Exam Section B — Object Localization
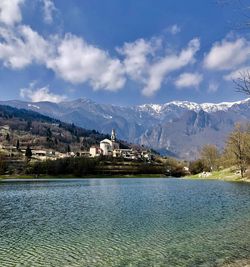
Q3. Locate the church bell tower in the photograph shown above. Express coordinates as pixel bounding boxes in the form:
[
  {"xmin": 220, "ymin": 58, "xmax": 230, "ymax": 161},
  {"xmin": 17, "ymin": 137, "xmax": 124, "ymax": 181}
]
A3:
[{"xmin": 111, "ymin": 129, "xmax": 116, "ymax": 142}]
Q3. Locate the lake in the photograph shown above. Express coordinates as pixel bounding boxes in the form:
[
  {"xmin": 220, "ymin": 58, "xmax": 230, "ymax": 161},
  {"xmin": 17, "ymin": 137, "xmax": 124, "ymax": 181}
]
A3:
[{"xmin": 0, "ymin": 178, "xmax": 250, "ymax": 267}]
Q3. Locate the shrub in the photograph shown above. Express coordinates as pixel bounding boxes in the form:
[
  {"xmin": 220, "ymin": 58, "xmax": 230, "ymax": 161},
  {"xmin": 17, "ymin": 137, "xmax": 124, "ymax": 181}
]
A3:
[{"xmin": 189, "ymin": 159, "xmax": 208, "ymax": 175}]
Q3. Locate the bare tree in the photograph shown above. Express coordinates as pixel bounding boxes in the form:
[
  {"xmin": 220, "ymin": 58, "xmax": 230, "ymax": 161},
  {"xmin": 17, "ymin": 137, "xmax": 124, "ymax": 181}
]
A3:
[
  {"xmin": 233, "ymin": 71, "xmax": 250, "ymax": 96},
  {"xmin": 226, "ymin": 123, "xmax": 250, "ymax": 178},
  {"xmin": 217, "ymin": 1, "xmax": 250, "ymax": 96},
  {"xmin": 200, "ymin": 144, "xmax": 220, "ymax": 171}
]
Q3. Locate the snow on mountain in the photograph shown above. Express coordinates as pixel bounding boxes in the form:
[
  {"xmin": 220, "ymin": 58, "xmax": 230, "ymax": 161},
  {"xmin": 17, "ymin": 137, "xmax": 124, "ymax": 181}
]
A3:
[
  {"xmin": 28, "ymin": 104, "xmax": 40, "ymax": 109},
  {"xmin": 138, "ymin": 98, "xmax": 250, "ymax": 114},
  {"xmin": 0, "ymin": 97, "xmax": 249, "ymax": 159},
  {"xmin": 200, "ymin": 98, "xmax": 250, "ymax": 112}
]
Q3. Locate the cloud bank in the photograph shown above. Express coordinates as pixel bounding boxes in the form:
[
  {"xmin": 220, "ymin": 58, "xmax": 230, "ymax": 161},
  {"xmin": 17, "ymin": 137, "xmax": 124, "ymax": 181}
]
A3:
[
  {"xmin": 0, "ymin": 17, "xmax": 201, "ymax": 96},
  {"xmin": 2, "ymin": 0, "xmax": 250, "ymax": 98}
]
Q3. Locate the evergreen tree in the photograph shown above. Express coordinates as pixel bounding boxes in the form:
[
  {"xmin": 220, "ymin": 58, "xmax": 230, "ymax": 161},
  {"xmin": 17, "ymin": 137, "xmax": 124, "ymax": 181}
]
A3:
[
  {"xmin": 54, "ymin": 138, "xmax": 58, "ymax": 145},
  {"xmin": 25, "ymin": 145, "xmax": 32, "ymax": 159},
  {"xmin": 46, "ymin": 128, "xmax": 53, "ymax": 142},
  {"xmin": 6, "ymin": 133, "xmax": 10, "ymax": 142},
  {"xmin": 16, "ymin": 140, "xmax": 20, "ymax": 150},
  {"xmin": 26, "ymin": 120, "xmax": 32, "ymax": 131}
]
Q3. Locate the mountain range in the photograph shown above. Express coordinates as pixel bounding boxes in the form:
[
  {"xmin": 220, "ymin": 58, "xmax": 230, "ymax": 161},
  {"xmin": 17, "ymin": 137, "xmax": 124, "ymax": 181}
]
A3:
[
  {"xmin": 0, "ymin": 104, "xmax": 115, "ymax": 153},
  {"xmin": 1, "ymin": 98, "xmax": 250, "ymax": 159}
]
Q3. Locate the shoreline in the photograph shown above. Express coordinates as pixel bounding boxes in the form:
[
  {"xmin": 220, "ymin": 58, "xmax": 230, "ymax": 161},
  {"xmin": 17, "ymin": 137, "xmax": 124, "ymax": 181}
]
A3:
[
  {"xmin": 0, "ymin": 174, "xmax": 167, "ymax": 181},
  {"xmin": 1, "ymin": 174, "xmax": 250, "ymax": 183},
  {"xmin": 1, "ymin": 167, "xmax": 250, "ymax": 182},
  {"xmin": 185, "ymin": 176, "xmax": 250, "ymax": 183}
]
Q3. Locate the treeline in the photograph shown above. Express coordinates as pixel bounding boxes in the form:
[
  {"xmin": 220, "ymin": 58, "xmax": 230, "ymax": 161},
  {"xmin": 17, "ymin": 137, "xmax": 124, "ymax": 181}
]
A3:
[
  {"xmin": 25, "ymin": 157, "xmax": 165, "ymax": 177},
  {"xmin": 189, "ymin": 123, "xmax": 250, "ymax": 178},
  {"xmin": 26, "ymin": 157, "xmax": 98, "ymax": 177}
]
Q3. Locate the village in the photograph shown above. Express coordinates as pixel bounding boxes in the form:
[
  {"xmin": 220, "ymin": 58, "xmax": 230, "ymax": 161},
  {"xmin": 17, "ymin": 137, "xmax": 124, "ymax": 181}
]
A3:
[
  {"xmin": 0, "ymin": 126, "xmax": 152, "ymax": 162},
  {"xmin": 89, "ymin": 129, "xmax": 152, "ymax": 160}
]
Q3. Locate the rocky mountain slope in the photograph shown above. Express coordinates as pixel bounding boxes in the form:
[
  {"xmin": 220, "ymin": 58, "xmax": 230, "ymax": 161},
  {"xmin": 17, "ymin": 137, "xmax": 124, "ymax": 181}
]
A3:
[
  {"xmin": 0, "ymin": 104, "xmax": 118, "ymax": 153},
  {"xmin": 1, "ymin": 98, "xmax": 250, "ymax": 159}
]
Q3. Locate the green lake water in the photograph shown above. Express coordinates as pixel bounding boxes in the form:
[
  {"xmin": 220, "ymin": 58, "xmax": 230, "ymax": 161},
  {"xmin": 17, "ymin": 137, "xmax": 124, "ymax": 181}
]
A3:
[{"xmin": 0, "ymin": 178, "xmax": 250, "ymax": 267}]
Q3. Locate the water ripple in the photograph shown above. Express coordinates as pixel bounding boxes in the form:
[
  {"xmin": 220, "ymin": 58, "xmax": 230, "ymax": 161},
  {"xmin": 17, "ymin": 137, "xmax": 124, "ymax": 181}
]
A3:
[{"xmin": 0, "ymin": 179, "xmax": 249, "ymax": 266}]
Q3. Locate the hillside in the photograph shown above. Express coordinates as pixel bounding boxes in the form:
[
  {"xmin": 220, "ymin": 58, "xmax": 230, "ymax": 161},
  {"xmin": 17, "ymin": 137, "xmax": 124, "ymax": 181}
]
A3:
[
  {"xmin": 0, "ymin": 105, "xmax": 129, "ymax": 154},
  {"xmin": 1, "ymin": 98, "xmax": 250, "ymax": 159}
]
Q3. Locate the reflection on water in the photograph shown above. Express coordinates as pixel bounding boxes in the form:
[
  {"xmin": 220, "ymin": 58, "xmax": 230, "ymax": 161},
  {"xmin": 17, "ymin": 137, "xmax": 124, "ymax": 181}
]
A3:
[{"xmin": 0, "ymin": 178, "xmax": 250, "ymax": 267}]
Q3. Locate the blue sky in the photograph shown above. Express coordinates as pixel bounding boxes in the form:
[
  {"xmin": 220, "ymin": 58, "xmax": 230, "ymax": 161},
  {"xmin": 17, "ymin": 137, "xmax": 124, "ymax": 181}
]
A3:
[{"xmin": 0, "ymin": 0, "xmax": 250, "ymax": 105}]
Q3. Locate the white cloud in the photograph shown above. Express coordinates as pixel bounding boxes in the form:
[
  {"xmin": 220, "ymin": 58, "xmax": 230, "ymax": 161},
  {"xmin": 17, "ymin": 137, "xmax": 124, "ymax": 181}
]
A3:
[
  {"xmin": 168, "ymin": 24, "xmax": 181, "ymax": 35},
  {"xmin": 48, "ymin": 34, "xmax": 126, "ymax": 91},
  {"xmin": 118, "ymin": 37, "xmax": 200, "ymax": 96},
  {"xmin": 42, "ymin": 0, "xmax": 56, "ymax": 24},
  {"xmin": 0, "ymin": 26, "xmax": 125, "ymax": 91},
  {"xmin": 0, "ymin": 25, "xmax": 50, "ymax": 69},
  {"xmin": 20, "ymin": 85, "xmax": 67, "ymax": 103},
  {"xmin": 142, "ymin": 38, "xmax": 200, "ymax": 96},
  {"xmin": 175, "ymin": 72, "xmax": 203, "ymax": 88},
  {"xmin": 204, "ymin": 38, "xmax": 250, "ymax": 70},
  {"xmin": 223, "ymin": 66, "xmax": 250, "ymax": 81},
  {"xmin": 0, "ymin": 0, "xmax": 24, "ymax": 26},
  {"xmin": 208, "ymin": 81, "xmax": 219, "ymax": 93},
  {"xmin": 117, "ymin": 37, "xmax": 161, "ymax": 83},
  {"xmin": 0, "ymin": 3, "xmax": 200, "ymax": 96}
]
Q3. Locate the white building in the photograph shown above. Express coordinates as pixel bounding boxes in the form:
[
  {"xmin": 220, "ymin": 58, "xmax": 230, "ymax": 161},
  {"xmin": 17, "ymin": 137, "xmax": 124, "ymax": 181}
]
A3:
[
  {"xmin": 113, "ymin": 148, "xmax": 138, "ymax": 159},
  {"xmin": 100, "ymin": 139, "xmax": 113, "ymax": 156},
  {"xmin": 32, "ymin": 150, "xmax": 47, "ymax": 161},
  {"xmin": 89, "ymin": 129, "xmax": 151, "ymax": 161},
  {"xmin": 90, "ymin": 146, "xmax": 102, "ymax": 157},
  {"xmin": 99, "ymin": 129, "xmax": 120, "ymax": 156}
]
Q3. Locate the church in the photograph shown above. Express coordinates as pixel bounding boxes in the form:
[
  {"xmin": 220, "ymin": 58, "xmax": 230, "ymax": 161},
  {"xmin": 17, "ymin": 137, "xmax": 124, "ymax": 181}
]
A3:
[
  {"xmin": 100, "ymin": 129, "xmax": 119, "ymax": 156},
  {"xmin": 89, "ymin": 129, "xmax": 119, "ymax": 157},
  {"xmin": 89, "ymin": 128, "xmax": 152, "ymax": 160}
]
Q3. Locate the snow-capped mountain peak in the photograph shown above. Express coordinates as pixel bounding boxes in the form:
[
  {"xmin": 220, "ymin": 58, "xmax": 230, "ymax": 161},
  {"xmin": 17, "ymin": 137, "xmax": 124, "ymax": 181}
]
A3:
[
  {"xmin": 0, "ymin": 97, "xmax": 249, "ymax": 159},
  {"xmin": 166, "ymin": 101, "xmax": 201, "ymax": 111},
  {"xmin": 138, "ymin": 104, "xmax": 163, "ymax": 114},
  {"xmin": 138, "ymin": 98, "xmax": 250, "ymax": 114},
  {"xmin": 200, "ymin": 98, "xmax": 250, "ymax": 112}
]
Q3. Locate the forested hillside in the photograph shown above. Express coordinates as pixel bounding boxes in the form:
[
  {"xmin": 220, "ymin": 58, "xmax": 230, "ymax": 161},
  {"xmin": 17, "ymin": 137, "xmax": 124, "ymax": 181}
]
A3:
[{"xmin": 0, "ymin": 105, "xmax": 127, "ymax": 153}]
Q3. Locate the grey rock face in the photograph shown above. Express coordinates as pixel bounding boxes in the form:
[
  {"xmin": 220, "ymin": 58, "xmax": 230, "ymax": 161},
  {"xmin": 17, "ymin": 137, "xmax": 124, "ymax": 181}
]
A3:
[{"xmin": 1, "ymin": 98, "xmax": 249, "ymax": 159}]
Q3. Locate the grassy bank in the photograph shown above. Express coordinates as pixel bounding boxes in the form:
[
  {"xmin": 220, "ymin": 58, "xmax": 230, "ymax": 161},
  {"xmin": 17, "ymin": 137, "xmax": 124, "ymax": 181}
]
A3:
[{"xmin": 186, "ymin": 167, "xmax": 250, "ymax": 182}]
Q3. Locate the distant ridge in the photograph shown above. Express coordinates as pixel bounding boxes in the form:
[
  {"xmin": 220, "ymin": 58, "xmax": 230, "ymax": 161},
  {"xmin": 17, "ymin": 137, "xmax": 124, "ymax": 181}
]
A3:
[
  {"xmin": 138, "ymin": 98, "xmax": 250, "ymax": 113},
  {"xmin": 1, "ymin": 98, "xmax": 249, "ymax": 159}
]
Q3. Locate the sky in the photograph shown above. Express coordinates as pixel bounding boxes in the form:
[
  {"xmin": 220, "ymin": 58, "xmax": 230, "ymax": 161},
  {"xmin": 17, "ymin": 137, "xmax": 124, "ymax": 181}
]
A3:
[{"xmin": 0, "ymin": 0, "xmax": 250, "ymax": 105}]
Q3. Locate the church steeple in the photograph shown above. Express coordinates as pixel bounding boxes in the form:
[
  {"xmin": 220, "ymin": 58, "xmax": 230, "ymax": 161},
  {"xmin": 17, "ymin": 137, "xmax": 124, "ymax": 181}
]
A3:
[{"xmin": 111, "ymin": 129, "xmax": 116, "ymax": 142}]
